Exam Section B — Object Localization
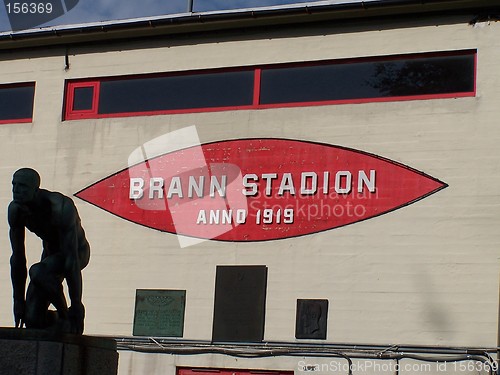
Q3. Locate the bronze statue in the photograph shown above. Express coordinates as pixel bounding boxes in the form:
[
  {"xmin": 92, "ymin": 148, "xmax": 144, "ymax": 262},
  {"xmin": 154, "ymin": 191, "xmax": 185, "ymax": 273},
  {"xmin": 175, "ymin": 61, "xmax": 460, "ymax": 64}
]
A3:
[{"xmin": 8, "ymin": 168, "xmax": 90, "ymax": 334}]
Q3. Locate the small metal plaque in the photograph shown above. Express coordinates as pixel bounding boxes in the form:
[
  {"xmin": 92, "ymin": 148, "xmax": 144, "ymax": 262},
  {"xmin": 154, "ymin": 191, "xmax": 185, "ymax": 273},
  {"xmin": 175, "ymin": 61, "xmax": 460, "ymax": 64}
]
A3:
[
  {"xmin": 295, "ymin": 299, "xmax": 328, "ymax": 339},
  {"xmin": 133, "ymin": 289, "xmax": 186, "ymax": 337}
]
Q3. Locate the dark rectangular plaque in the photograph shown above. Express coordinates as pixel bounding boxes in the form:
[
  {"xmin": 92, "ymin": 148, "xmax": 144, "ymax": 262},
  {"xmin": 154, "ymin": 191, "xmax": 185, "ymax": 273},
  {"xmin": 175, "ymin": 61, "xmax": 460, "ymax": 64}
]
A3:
[
  {"xmin": 212, "ymin": 265, "xmax": 268, "ymax": 342},
  {"xmin": 133, "ymin": 289, "xmax": 186, "ymax": 337},
  {"xmin": 295, "ymin": 299, "xmax": 328, "ymax": 339}
]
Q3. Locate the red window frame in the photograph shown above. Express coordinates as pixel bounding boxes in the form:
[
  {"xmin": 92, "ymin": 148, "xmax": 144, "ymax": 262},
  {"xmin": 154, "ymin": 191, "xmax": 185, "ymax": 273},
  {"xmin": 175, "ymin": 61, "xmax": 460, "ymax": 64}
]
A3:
[
  {"xmin": 64, "ymin": 81, "xmax": 100, "ymax": 120},
  {"xmin": 63, "ymin": 49, "xmax": 476, "ymax": 121},
  {"xmin": 0, "ymin": 82, "xmax": 35, "ymax": 125}
]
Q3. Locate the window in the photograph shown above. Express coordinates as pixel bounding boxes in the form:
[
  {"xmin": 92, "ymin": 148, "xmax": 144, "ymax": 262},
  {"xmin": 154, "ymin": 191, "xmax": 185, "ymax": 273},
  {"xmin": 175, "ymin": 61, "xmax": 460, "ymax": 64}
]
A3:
[
  {"xmin": 64, "ymin": 50, "xmax": 475, "ymax": 120},
  {"xmin": 259, "ymin": 53, "xmax": 475, "ymax": 104},
  {"xmin": 0, "ymin": 83, "xmax": 35, "ymax": 124},
  {"xmin": 64, "ymin": 81, "xmax": 99, "ymax": 119},
  {"xmin": 98, "ymin": 70, "xmax": 254, "ymax": 114},
  {"xmin": 73, "ymin": 86, "xmax": 95, "ymax": 111}
]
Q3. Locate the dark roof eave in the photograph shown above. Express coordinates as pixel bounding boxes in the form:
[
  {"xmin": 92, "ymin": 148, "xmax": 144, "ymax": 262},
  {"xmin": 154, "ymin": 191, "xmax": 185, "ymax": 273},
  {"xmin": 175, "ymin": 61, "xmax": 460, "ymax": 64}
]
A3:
[{"xmin": 0, "ymin": 0, "xmax": 499, "ymax": 49}]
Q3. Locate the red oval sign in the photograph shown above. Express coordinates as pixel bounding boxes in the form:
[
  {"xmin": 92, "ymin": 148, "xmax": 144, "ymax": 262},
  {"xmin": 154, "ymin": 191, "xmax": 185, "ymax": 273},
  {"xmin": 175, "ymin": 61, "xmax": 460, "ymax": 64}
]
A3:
[{"xmin": 75, "ymin": 138, "xmax": 446, "ymax": 242}]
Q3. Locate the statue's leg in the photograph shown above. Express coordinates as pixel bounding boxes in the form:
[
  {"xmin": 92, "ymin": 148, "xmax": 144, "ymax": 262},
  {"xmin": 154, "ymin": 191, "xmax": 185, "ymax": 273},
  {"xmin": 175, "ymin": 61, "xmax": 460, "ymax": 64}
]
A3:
[
  {"xmin": 28, "ymin": 257, "xmax": 68, "ymax": 319},
  {"xmin": 24, "ymin": 282, "xmax": 50, "ymax": 328}
]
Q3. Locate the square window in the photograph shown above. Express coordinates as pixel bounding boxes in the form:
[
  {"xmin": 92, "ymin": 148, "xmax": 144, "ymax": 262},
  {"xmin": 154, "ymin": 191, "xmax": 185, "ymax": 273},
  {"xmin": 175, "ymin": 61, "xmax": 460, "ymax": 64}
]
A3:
[
  {"xmin": 72, "ymin": 86, "xmax": 94, "ymax": 111},
  {"xmin": 65, "ymin": 81, "xmax": 99, "ymax": 120}
]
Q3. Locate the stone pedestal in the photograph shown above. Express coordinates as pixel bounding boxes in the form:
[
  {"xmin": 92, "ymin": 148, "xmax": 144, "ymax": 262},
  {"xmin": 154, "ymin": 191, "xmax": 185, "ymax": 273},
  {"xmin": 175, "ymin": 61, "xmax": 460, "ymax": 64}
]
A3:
[{"xmin": 0, "ymin": 327, "xmax": 118, "ymax": 375}]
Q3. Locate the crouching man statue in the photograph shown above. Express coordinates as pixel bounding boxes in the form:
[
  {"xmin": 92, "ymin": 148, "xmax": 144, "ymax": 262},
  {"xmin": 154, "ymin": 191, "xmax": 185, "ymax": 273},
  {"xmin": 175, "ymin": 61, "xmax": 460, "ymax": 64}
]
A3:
[{"xmin": 8, "ymin": 168, "xmax": 90, "ymax": 334}]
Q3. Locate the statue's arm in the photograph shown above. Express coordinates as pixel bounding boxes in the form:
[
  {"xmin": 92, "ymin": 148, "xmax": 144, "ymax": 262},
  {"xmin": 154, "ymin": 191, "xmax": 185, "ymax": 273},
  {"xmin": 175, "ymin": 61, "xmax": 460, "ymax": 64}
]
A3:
[
  {"xmin": 8, "ymin": 202, "xmax": 27, "ymax": 327},
  {"xmin": 58, "ymin": 198, "xmax": 85, "ymax": 332}
]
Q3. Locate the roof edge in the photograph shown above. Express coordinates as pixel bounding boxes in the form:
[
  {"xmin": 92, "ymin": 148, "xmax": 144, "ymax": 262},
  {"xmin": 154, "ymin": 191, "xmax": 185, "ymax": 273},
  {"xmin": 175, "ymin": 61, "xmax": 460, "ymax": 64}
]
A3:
[{"xmin": 0, "ymin": 0, "xmax": 499, "ymax": 49}]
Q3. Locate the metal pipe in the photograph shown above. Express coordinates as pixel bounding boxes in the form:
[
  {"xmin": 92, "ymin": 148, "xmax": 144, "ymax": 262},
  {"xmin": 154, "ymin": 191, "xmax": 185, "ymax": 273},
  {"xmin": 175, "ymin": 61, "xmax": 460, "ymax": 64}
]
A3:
[
  {"xmin": 113, "ymin": 339, "xmax": 498, "ymax": 375},
  {"xmin": 113, "ymin": 336, "xmax": 499, "ymax": 354}
]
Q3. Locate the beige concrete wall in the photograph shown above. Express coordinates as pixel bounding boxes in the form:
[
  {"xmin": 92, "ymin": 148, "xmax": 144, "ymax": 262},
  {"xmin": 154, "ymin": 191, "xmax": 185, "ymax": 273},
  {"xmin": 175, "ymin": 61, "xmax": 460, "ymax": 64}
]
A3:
[{"xmin": 0, "ymin": 16, "xmax": 498, "ymax": 374}]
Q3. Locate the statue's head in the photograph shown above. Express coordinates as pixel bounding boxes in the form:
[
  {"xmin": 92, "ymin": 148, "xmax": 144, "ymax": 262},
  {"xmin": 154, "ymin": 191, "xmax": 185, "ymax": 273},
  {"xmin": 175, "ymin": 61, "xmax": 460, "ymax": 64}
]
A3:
[{"xmin": 12, "ymin": 168, "xmax": 40, "ymax": 204}]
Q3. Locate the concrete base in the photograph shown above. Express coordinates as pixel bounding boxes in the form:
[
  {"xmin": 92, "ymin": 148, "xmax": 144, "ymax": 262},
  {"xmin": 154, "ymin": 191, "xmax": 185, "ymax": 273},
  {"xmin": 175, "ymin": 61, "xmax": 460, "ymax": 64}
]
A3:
[{"xmin": 0, "ymin": 327, "xmax": 118, "ymax": 375}]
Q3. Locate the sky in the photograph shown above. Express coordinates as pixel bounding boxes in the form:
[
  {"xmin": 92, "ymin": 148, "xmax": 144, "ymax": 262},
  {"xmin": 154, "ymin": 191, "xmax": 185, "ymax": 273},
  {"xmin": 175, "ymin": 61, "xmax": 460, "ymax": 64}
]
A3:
[{"xmin": 0, "ymin": 0, "xmax": 328, "ymax": 32}]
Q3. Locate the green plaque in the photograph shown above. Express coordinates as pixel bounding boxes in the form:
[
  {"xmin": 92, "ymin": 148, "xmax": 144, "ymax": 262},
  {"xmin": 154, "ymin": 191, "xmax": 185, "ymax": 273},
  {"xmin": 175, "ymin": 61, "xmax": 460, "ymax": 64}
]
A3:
[{"xmin": 133, "ymin": 289, "xmax": 186, "ymax": 337}]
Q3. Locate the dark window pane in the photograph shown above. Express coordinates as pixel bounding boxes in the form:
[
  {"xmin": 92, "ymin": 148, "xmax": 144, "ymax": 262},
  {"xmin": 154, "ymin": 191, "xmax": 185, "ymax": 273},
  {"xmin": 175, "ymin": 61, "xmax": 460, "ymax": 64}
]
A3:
[
  {"xmin": 0, "ymin": 84, "xmax": 35, "ymax": 121},
  {"xmin": 98, "ymin": 71, "xmax": 254, "ymax": 114},
  {"xmin": 368, "ymin": 55, "xmax": 475, "ymax": 96},
  {"xmin": 260, "ymin": 53, "xmax": 475, "ymax": 104},
  {"xmin": 261, "ymin": 63, "xmax": 378, "ymax": 103},
  {"xmin": 72, "ymin": 86, "xmax": 94, "ymax": 111}
]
